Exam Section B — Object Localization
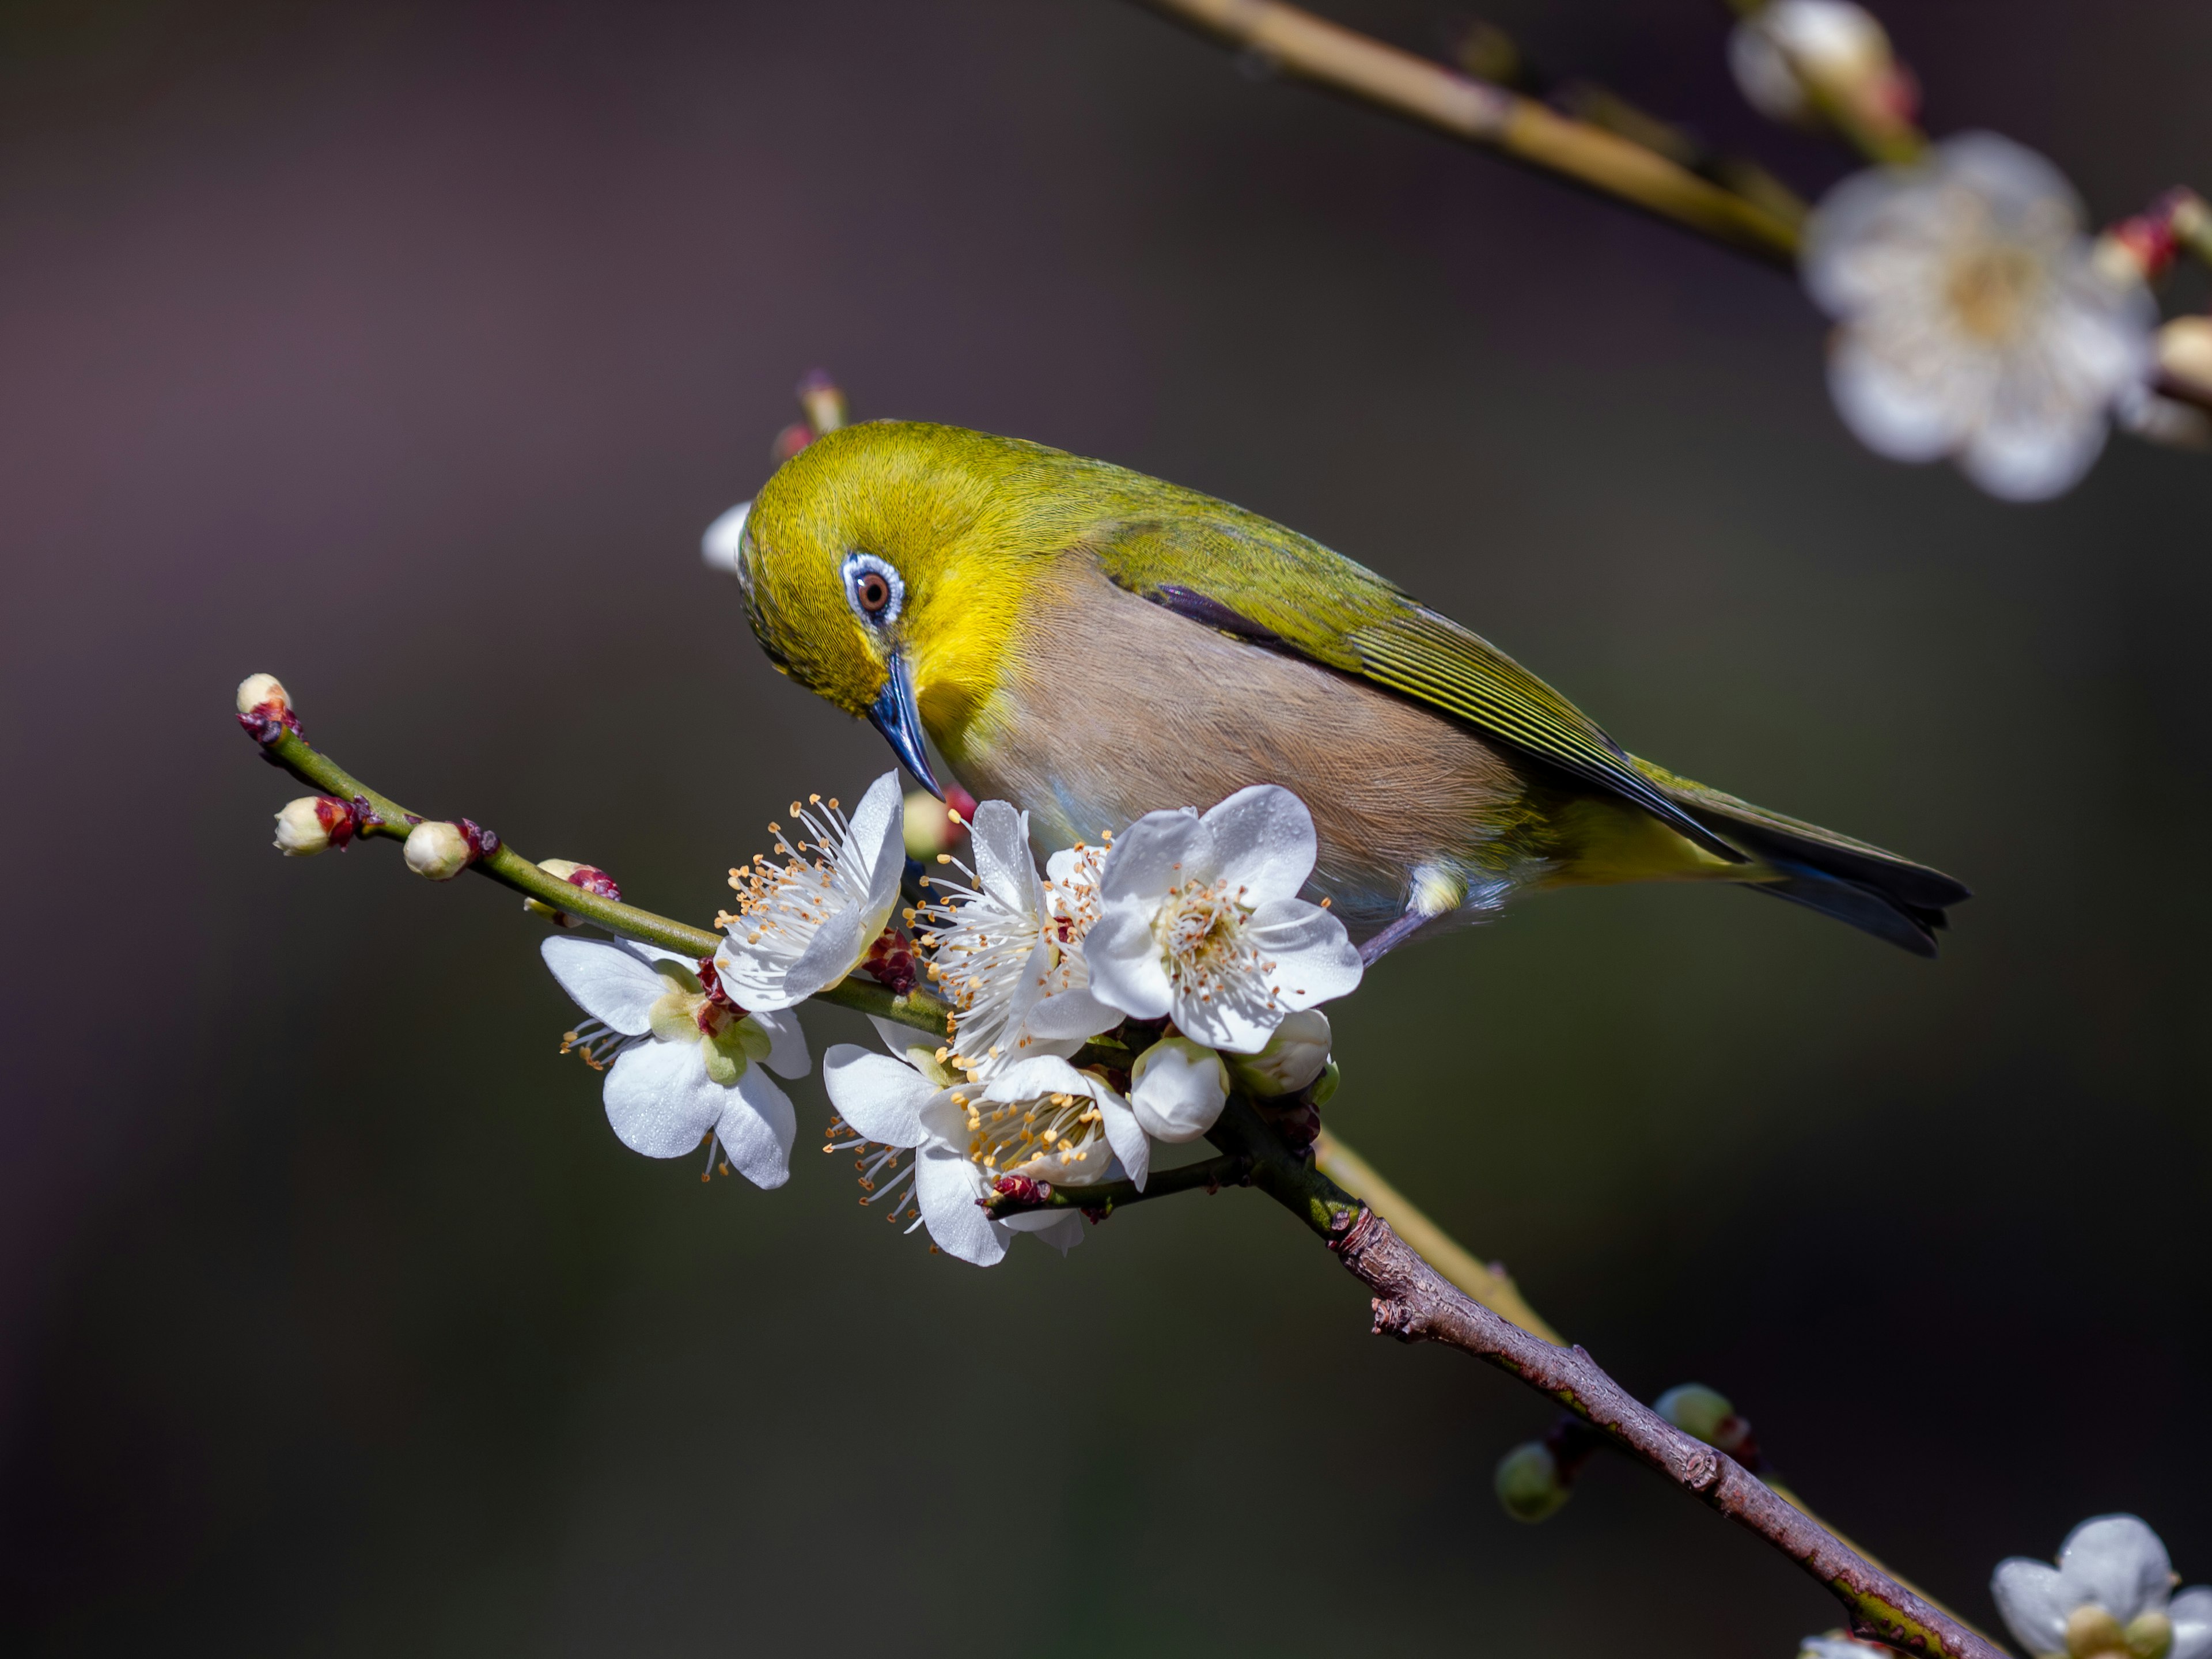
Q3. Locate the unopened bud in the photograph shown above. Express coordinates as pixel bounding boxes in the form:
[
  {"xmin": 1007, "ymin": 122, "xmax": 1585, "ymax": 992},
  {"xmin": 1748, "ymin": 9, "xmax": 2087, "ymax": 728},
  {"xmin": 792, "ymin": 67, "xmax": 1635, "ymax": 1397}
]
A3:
[
  {"xmin": 796, "ymin": 369, "xmax": 847, "ymax": 437},
  {"xmin": 1129, "ymin": 1037, "xmax": 1232, "ymax": 1143},
  {"xmin": 404, "ymin": 820, "xmax": 473, "ymax": 881},
  {"xmin": 903, "ymin": 790, "xmax": 962, "ymax": 862},
  {"xmin": 1728, "ymin": 1, "xmax": 1904, "ymax": 128},
  {"xmin": 1226, "ymin": 1009, "xmax": 1332, "ymax": 1097},
  {"xmin": 2158, "ymin": 316, "xmax": 2212, "ymax": 395},
  {"xmin": 701, "ymin": 500, "xmax": 750, "ymax": 574},
  {"xmin": 1494, "ymin": 1442, "xmax": 1571, "ymax": 1523},
  {"xmin": 524, "ymin": 858, "xmax": 623, "ymax": 925},
  {"xmin": 1655, "ymin": 1383, "xmax": 1761, "ymax": 1463},
  {"xmin": 272, "ymin": 795, "xmax": 358, "ymax": 857},
  {"xmin": 234, "ymin": 672, "xmax": 299, "ymax": 744}
]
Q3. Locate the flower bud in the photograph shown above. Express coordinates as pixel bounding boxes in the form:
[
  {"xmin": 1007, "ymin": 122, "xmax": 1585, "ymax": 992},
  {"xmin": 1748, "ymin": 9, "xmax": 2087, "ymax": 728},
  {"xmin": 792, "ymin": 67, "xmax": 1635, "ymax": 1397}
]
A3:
[
  {"xmin": 903, "ymin": 790, "xmax": 961, "ymax": 862},
  {"xmin": 1226, "ymin": 1008, "xmax": 1332, "ymax": 1097},
  {"xmin": 796, "ymin": 369, "xmax": 847, "ymax": 437},
  {"xmin": 1130, "ymin": 1037, "xmax": 1231, "ymax": 1142},
  {"xmin": 1728, "ymin": 1, "xmax": 1902, "ymax": 127},
  {"xmin": 234, "ymin": 672, "xmax": 300, "ymax": 744},
  {"xmin": 2158, "ymin": 316, "xmax": 2212, "ymax": 396},
  {"xmin": 236, "ymin": 673, "xmax": 288, "ymax": 717},
  {"xmin": 1655, "ymin": 1383, "xmax": 1760, "ymax": 1463},
  {"xmin": 272, "ymin": 795, "xmax": 357, "ymax": 857},
  {"xmin": 404, "ymin": 820, "xmax": 473, "ymax": 881},
  {"xmin": 700, "ymin": 501, "xmax": 750, "ymax": 574},
  {"xmin": 1494, "ymin": 1441, "xmax": 1571, "ymax": 1524},
  {"xmin": 524, "ymin": 858, "xmax": 622, "ymax": 925}
]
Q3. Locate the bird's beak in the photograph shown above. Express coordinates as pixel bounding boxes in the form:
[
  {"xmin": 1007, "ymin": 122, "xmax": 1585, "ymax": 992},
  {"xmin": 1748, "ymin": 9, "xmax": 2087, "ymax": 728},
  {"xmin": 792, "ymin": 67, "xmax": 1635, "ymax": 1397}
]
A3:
[{"xmin": 867, "ymin": 652, "xmax": 941, "ymax": 798}]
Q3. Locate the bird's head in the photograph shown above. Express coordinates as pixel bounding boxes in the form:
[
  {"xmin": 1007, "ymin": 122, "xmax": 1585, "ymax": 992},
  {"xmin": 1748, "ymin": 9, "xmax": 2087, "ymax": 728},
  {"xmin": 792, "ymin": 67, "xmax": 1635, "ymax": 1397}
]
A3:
[{"xmin": 735, "ymin": 421, "xmax": 1096, "ymax": 795}]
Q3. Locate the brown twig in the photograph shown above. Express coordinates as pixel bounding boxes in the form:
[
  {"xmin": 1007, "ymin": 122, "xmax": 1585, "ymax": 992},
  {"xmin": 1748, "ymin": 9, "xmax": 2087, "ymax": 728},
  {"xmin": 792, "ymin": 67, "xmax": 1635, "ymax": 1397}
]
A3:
[
  {"xmin": 1208, "ymin": 1097, "xmax": 2006, "ymax": 1659},
  {"xmin": 1135, "ymin": 0, "xmax": 1801, "ymax": 264}
]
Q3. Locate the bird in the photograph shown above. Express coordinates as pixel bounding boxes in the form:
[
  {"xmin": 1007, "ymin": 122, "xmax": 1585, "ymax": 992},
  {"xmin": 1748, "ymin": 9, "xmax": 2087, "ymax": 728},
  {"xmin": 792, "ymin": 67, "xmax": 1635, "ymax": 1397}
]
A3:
[{"xmin": 728, "ymin": 420, "xmax": 1968, "ymax": 960}]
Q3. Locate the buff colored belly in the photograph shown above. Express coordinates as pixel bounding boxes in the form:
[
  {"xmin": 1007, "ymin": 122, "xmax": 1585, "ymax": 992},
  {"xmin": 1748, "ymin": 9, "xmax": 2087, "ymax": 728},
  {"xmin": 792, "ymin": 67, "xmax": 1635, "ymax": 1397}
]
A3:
[{"xmin": 930, "ymin": 569, "xmax": 1539, "ymax": 934}]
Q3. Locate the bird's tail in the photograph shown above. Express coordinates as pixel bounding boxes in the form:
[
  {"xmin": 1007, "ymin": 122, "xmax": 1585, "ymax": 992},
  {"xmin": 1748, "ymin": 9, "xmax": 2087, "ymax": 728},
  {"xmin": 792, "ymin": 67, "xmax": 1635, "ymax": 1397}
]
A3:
[{"xmin": 1624, "ymin": 759, "xmax": 1970, "ymax": 957}]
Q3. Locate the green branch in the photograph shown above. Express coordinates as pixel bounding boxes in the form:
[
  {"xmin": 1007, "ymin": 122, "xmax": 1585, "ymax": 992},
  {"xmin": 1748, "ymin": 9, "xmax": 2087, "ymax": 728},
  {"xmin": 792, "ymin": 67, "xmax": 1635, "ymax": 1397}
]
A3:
[{"xmin": 255, "ymin": 721, "xmax": 952, "ymax": 1037}]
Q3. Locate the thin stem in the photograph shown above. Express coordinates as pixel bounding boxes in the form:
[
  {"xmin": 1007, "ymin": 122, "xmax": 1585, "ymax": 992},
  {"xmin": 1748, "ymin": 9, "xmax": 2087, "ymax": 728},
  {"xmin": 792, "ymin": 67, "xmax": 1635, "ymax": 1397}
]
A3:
[
  {"xmin": 1136, "ymin": 0, "xmax": 1801, "ymax": 266},
  {"xmin": 1206, "ymin": 1098, "xmax": 2006, "ymax": 1659},
  {"xmin": 257, "ymin": 725, "xmax": 953, "ymax": 1038},
  {"xmin": 983, "ymin": 1152, "xmax": 1251, "ymax": 1219}
]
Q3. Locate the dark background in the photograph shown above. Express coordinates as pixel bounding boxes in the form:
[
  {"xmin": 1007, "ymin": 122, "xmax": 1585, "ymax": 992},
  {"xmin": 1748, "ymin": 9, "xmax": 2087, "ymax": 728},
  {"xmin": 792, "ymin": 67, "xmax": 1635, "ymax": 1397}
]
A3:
[{"xmin": 5, "ymin": 1, "xmax": 2209, "ymax": 1652}]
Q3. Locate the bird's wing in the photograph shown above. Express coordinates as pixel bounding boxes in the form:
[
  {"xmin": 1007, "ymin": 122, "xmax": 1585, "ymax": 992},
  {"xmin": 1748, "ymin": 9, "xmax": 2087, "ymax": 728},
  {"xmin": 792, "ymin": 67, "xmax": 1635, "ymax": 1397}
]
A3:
[{"xmin": 1091, "ymin": 511, "xmax": 1744, "ymax": 861}]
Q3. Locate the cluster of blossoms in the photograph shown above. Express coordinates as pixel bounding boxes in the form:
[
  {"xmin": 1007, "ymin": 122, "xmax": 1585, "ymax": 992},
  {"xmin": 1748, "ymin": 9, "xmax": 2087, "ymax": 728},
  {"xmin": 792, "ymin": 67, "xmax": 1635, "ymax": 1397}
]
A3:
[{"xmin": 539, "ymin": 772, "xmax": 1361, "ymax": 1266}]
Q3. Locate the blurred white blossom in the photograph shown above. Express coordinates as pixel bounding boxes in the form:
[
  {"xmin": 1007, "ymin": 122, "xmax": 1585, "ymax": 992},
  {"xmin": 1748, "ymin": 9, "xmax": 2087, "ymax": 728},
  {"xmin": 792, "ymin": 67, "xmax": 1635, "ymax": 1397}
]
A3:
[
  {"xmin": 715, "ymin": 774, "xmax": 904, "ymax": 1010},
  {"xmin": 1084, "ymin": 785, "xmax": 1362, "ymax": 1053},
  {"xmin": 1993, "ymin": 1514, "xmax": 2211, "ymax": 1659},
  {"xmin": 544, "ymin": 934, "xmax": 808, "ymax": 1188},
  {"xmin": 1804, "ymin": 132, "xmax": 2157, "ymax": 501}
]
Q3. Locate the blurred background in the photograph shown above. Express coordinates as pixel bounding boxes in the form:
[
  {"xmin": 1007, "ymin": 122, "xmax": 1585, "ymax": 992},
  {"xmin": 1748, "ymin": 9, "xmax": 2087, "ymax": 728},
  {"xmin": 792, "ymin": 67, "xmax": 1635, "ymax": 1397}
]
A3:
[{"xmin": 4, "ymin": 0, "xmax": 2209, "ymax": 1651}]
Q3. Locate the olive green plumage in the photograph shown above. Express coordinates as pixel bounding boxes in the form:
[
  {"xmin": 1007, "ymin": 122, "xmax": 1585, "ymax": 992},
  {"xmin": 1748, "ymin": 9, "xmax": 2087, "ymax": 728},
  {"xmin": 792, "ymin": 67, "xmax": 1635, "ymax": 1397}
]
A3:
[{"xmin": 736, "ymin": 421, "xmax": 1967, "ymax": 956}]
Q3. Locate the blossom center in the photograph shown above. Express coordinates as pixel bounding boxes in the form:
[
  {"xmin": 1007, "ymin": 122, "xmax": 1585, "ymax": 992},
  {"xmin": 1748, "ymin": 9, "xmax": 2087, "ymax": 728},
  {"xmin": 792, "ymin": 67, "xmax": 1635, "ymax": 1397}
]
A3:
[
  {"xmin": 1153, "ymin": 877, "xmax": 1277, "ymax": 1013},
  {"xmin": 1944, "ymin": 242, "xmax": 2044, "ymax": 343},
  {"xmin": 960, "ymin": 1085, "xmax": 1111, "ymax": 1181},
  {"xmin": 722, "ymin": 795, "xmax": 866, "ymax": 957}
]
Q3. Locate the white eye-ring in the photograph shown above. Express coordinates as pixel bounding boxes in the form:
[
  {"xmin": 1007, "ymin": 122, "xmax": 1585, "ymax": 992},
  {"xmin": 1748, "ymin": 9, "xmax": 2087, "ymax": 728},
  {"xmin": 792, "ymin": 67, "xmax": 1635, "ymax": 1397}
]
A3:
[{"xmin": 842, "ymin": 551, "xmax": 904, "ymax": 626}]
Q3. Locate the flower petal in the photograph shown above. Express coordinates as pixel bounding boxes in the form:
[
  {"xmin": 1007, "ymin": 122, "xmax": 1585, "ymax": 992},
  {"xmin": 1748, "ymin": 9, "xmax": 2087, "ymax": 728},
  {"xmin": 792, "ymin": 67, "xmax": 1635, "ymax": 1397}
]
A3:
[
  {"xmin": 1021, "ymin": 984, "xmax": 1123, "ymax": 1041},
  {"xmin": 715, "ymin": 1066, "xmax": 796, "ymax": 1190},
  {"xmin": 847, "ymin": 771, "xmax": 907, "ymax": 931},
  {"xmin": 746, "ymin": 1007, "xmax": 810, "ymax": 1079},
  {"xmin": 769, "ymin": 903, "xmax": 870, "ymax": 1008},
  {"xmin": 821, "ymin": 1046, "xmax": 936, "ymax": 1148},
  {"xmin": 969, "ymin": 798, "xmax": 1044, "ymax": 914},
  {"xmin": 1129, "ymin": 1038, "xmax": 1229, "ymax": 1145},
  {"xmin": 1958, "ymin": 408, "xmax": 2107, "ymax": 502},
  {"xmin": 2166, "ymin": 1586, "xmax": 2212, "ymax": 1659},
  {"xmin": 1991, "ymin": 1559, "xmax": 2071, "ymax": 1654},
  {"xmin": 540, "ymin": 934, "xmax": 670, "ymax": 1035},
  {"xmin": 1827, "ymin": 332, "xmax": 1971, "ymax": 463},
  {"xmin": 1082, "ymin": 902, "xmax": 1173, "ymax": 1021},
  {"xmin": 1097, "ymin": 807, "xmax": 1209, "ymax": 904},
  {"xmin": 1093, "ymin": 1089, "xmax": 1152, "ymax": 1191},
  {"xmin": 912, "ymin": 1137, "xmax": 1009, "ymax": 1266},
  {"xmin": 1200, "ymin": 784, "xmax": 1318, "ymax": 902},
  {"xmin": 2057, "ymin": 1515, "xmax": 2172, "ymax": 1625},
  {"xmin": 1002, "ymin": 1209, "xmax": 1084, "ymax": 1252},
  {"xmin": 603, "ymin": 1037, "xmax": 722, "ymax": 1158},
  {"xmin": 1245, "ymin": 896, "xmax": 1364, "ymax": 1009}
]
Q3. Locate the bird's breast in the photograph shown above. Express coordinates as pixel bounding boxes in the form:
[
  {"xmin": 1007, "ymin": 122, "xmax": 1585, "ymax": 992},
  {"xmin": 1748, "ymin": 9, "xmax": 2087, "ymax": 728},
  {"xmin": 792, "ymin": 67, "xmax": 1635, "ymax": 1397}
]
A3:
[{"xmin": 931, "ymin": 565, "xmax": 1540, "ymax": 934}]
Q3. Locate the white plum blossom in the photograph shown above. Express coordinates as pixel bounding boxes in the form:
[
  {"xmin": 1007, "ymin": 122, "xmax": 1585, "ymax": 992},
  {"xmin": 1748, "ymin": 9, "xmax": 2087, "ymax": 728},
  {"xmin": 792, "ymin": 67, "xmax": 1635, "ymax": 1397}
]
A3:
[
  {"xmin": 915, "ymin": 798, "xmax": 1122, "ymax": 1079},
  {"xmin": 714, "ymin": 773, "xmax": 904, "ymax": 1011},
  {"xmin": 1993, "ymin": 1515, "xmax": 2212, "ymax": 1659},
  {"xmin": 821, "ymin": 1030, "xmax": 1149, "ymax": 1267},
  {"xmin": 543, "ymin": 934, "xmax": 809, "ymax": 1187},
  {"xmin": 1128, "ymin": 1036, "xmax": 1230, "ymax": 1142},
  {"xmin": 1084, "ymin": 785, "xmax": 1362, "ymax": 1054},
  {"xmin": 1803, "ymin": 132, "xmax": 2158, "ymax": 501}
]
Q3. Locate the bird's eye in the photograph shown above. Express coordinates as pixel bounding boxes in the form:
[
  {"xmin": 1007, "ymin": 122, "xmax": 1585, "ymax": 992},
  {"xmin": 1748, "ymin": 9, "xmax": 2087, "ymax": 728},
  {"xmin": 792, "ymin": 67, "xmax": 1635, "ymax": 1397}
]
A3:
[{"xmin": 840, "ymin": 552, "xmax": 904, "ymax": 627}]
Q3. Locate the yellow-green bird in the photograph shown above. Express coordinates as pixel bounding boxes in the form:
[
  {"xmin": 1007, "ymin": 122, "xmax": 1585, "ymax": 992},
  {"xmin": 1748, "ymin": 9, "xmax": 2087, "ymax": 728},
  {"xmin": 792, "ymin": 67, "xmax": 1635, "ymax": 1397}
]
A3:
[{"xmin": 731, "ymin": 421, "xmax": 1967, "ymax": 960}]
